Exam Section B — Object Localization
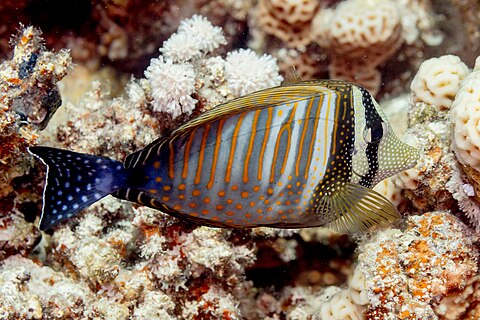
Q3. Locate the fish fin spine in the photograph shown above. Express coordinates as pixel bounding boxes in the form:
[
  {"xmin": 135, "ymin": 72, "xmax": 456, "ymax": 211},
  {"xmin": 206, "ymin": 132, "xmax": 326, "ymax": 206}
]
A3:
[{"xmin": 317, "ymin": 182, "xmax": 400, "ymax": 234}]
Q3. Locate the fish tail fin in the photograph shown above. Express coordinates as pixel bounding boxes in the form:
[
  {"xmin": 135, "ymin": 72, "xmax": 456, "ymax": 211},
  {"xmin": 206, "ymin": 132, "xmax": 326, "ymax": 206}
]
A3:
[{"xmin": 28, "ymin": 146, "xmax": 129, "ymax": 230}]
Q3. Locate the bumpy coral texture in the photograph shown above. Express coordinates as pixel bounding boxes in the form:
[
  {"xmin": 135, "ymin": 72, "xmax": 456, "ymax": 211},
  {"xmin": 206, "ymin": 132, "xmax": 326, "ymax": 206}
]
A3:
[
  {"xmin": 161, "ymin": 14, "xmax": 227, "ymax": 63},
  {"xmin": 311, "ymin": 0, "xmax": 402, "ymax": 95},
  {"xmin": 144, "ymin": 57, "xmax": 198, "ymax": 118},
  {"xmin": 256, "ymin": 0, "xmax": 319, "ymax": 48},
  {"xmin": 0, "ymin": 26, "xmax": 71, "ymax": 194},
  {"xmin": 224, "ymin": 49, "xmax": 283, "ymax": 96},
  {"xmin": 411, "ymin": 55, "xmax": 469, "ymax": 111},
  {"xmin": 358, "ymin": 211, "xmax": 479, "ymax": 319},
  {"xmin": 451, "ymin": 57, "xmax": 480, "ymax": 170}
]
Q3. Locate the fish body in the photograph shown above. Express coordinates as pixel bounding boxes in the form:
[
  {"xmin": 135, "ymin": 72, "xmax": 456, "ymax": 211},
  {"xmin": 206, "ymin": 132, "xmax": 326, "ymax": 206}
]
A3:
[{"xmin": 29, "ymin": 80, "xmax": 419, "ymax": 232}]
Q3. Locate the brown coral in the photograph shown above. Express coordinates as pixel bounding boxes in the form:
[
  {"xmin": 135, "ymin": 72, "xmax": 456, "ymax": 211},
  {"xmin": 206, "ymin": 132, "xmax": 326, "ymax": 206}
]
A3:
[{"xmin": 256, "ymin": 0, "xmax": 320, "ymax": 48}]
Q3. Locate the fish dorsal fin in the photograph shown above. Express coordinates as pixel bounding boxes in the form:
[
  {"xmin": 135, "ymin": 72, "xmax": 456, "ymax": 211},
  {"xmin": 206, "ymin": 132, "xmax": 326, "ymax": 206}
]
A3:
[
  {"xmin": 316, "ymin": 183, "xmax": 400, "ymax": 234},
  {"xmin": 169, "ymin": 82, "xmax": 332, "ymax": 138},
  {"xmin": 124, "ymin": 135, "xmax": 169, "ymax": 168},
  {"xmin": 283, "ymin": 66, "xmax": 302, "ymax": 84},
  {"xmin": 126, "ymin": 80, "xmax": 343, "ymax": 166}
]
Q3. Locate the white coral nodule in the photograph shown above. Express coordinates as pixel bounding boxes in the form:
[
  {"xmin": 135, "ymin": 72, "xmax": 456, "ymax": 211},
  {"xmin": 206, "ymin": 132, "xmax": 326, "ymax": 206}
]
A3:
[
  {"xmin": 144, "ymin": 57, "xmax": 197, "ymax": 118},
  {"xmin": 178, "ymin": 14, "xmax": 226, "ymax": 52},
  {"xmin": 161, "ymin": 15, "xmax": 226, "ymax": 62},
  {"xmin": 224, "ymin": 49, "xmax": 283, "ymax": 96}
]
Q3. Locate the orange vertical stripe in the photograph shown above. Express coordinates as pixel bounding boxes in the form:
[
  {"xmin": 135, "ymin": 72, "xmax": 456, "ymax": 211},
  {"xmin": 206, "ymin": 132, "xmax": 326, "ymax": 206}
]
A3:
[
  {"xmin": 207, "ymin": 119, "xmax": 225, "ymax": 189},
  {"xmin": 295, "ymin": 98, "xmax": 314, "ymax": 176},
  {"xmin": 331, "ymin": 92, "xmax": 342, "ymax": 156},
  {"xmin": 270, "ymin": 103, "xmax": 297, "ymax": 182},
  {"xmin": 280, "ymin": 103, "xmax": 297, "ymax": 175},
  {"xmin": 243, "ymin": 110, "xmax": 261, "ymax": 183},
  {"xmin": 194, "ymin": 124, "xmax": 211, "ymax": 184},
  {"xmin": 182, "ymin": 127, "xmax": 197, "ymax": 179},
  {"xmin": 258, "ymin": 108, "xmax": 273, "ymax": 181},
  {"xmin": 305, "ymin": 95, "xmax": 325, "ymax": 179},
  {"xmin": 168, "ymin": 140, "xmax": 175, "ymax": 179},
  {"xmin": 225, "ymin": 113, "xmax": 246, "ymax": 183}
]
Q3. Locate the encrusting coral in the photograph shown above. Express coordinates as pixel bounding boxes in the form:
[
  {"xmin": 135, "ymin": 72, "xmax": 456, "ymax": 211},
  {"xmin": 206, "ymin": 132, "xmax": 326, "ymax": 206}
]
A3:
[
  {"xmin": 358, "ymin": 211, "xmax": 478, "ymax": 319},
  {"xmin": 0, "ymin": 26, "xmax": 71, "ymax": 192},
  {"xmin": 1, "ymin": 9, "xmax": 480, "ymax": 320}
]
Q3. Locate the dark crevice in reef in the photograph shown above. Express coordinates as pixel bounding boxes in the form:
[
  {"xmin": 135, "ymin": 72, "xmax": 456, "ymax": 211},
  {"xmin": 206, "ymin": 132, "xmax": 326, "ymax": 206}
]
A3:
[
  {"xmin": 246, "ymin": 233, "xmax": 357, "ymax": 290},
  {"xmin": 25, "ymin": 0, "xmax": 93, "ymax": 34}
]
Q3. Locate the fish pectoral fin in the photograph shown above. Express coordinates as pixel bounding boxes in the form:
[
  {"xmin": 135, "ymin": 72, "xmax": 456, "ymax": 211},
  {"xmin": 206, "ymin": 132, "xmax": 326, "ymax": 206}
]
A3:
[{"xmin": 316, "ymin": 183, "xmax": 400, "ymax": 234}]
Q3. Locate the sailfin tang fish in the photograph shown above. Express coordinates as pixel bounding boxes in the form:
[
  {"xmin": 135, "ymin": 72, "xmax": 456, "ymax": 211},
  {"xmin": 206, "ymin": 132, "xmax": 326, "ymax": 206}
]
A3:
[{"xmin": 29, "ymin": 80, "xmax": 419, "ymax": 232}]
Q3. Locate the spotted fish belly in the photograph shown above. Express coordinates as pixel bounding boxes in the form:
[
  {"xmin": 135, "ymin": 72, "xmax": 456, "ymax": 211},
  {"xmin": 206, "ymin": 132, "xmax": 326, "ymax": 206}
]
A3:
[{"xmin": 122, "ymin": 86, "xmax": 353, "ymax": 228}]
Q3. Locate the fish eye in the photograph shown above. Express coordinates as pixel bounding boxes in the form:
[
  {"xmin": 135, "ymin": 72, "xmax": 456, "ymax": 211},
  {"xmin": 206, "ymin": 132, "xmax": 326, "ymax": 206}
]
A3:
[{"xmin": 364, "ymin": 122, "xmax": 386, "ymax": 144}]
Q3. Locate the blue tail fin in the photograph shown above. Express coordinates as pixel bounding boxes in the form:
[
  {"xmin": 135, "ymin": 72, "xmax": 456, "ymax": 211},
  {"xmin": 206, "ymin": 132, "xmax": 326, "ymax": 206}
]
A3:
[{"xmin": 28, "ymin": 146, "xmax": 129, "ymax": 230}]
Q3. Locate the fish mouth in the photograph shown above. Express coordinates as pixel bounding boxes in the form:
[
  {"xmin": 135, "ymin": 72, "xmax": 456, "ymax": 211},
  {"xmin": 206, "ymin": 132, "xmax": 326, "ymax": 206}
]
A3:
[{"xmin": 403, "ymin": 145, "xmax": 421, "ymax": 170}]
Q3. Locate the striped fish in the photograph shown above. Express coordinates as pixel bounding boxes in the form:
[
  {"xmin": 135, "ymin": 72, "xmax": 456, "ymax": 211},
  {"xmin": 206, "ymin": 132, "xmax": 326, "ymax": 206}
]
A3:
[{"xmin": 29, "ymin": 79, "xmax": 419, "ymax": 233}]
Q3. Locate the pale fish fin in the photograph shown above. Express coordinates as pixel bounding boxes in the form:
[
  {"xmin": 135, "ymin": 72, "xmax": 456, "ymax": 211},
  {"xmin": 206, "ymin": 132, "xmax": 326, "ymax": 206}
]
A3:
[
  {"xmin": 318, "ymin": 183, "xmax": 400, "ymax": 234},
  {"xmin": 169, "ymin": 82, "xmax": 335, "ymax": 138},
  {"xmin": 283, "ymin": 66, "xmax": 302, "ymax": 84}
]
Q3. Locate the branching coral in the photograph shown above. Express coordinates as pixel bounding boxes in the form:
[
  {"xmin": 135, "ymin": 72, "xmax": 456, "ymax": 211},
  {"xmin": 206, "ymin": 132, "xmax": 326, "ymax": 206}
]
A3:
[
  {"xmin": 224, "ymin": 49, "xmax": 283, "ymax": 96},
  {"xmin": 161, "ymin": 14, "xmax": 227, "ymax": 63},
  {"xmin": 145, "ymin": 57, "xmax": 198, "ymax": 118}
]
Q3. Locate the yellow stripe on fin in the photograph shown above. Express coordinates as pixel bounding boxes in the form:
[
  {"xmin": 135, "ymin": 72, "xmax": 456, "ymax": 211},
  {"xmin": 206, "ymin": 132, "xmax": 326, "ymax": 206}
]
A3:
[
  {"xmin": 169, "ymin": 81, "xmax": 338, "ymax": 139},
  {"xmin": 318, "ymin": 183, "xmax": 400, "ymax": 234}
]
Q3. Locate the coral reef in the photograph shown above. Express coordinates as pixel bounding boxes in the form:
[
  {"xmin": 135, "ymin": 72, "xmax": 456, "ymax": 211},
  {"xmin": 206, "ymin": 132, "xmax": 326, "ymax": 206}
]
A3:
[
  {"xmin": 312, "ymin": 0, "xmax": 403, "ymax": 96},
  {"xmin": 359, "ymin": 211, "xmax": 478, "ymax": 319},
  {"xmin": 0, "ymin": 26, "xmax": 70, "ymax": 191},
  {"xmin": 1, "ymin": 6, "xmax": 480, "ymax": 320}
]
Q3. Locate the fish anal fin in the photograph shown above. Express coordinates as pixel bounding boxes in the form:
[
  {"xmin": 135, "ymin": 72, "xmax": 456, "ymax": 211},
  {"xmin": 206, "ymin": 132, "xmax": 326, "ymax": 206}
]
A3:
[
  {"xmin": 316, "ymin": 183, "xmax": 400, "ymax": 234},
  {"xmin": 283, "ymin": 66, "xmax": 303, "ymax": 84}
]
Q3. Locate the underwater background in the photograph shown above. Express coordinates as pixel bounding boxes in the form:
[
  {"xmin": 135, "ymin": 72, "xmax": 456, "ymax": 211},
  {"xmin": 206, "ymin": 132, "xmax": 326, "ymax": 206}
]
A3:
[{"xmin": 0, "ymin": 0, "xmax": 480, "ymax": 319}]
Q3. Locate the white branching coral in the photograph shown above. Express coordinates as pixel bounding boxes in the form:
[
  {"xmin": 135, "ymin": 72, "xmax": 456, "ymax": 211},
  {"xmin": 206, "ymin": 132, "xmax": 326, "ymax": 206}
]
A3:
[
  {"xmin": 177, "ymin": 15, "xmax": 226, "ymax": 52},
  {"xmin": 161, "ymin": 15, "xmax": 226, "ymax": 62},
  {"xmin": 224, "ymin": 49, "xmax": 283, "ymax": 96},
  {"xmin": 144, "ymin": 57, "xmax": 197, "ymax": 118}
]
